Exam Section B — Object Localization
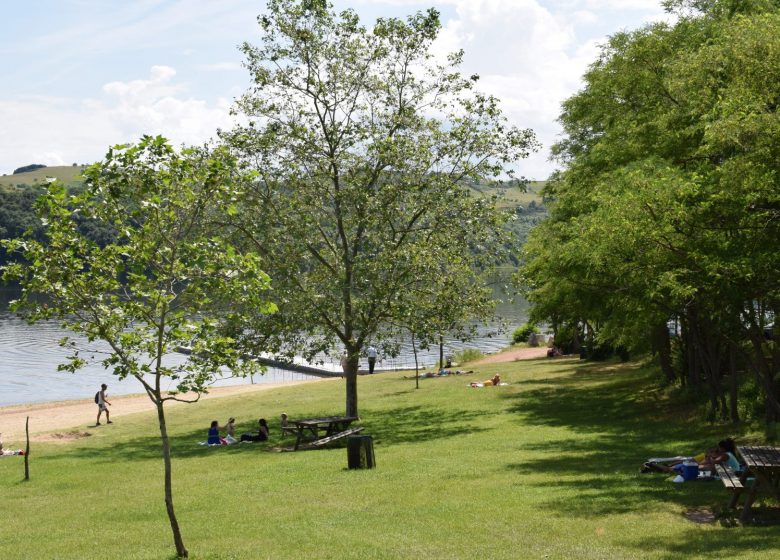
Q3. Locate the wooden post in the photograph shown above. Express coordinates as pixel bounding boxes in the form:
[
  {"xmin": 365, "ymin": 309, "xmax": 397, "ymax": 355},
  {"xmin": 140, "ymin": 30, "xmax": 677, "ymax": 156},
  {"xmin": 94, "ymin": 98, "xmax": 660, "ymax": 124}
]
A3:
[
  {"xmin": 24, "ymin": 416, "xmax": 30, "ymax": 481},
  {"xmin": 411, "ymin": 331, "xmax": 419, "ymax": 390}
]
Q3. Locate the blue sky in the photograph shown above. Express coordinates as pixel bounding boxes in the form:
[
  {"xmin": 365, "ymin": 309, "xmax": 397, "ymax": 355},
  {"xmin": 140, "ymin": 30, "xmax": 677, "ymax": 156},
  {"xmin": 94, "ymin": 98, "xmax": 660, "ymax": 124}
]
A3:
[{"xmin": 0, "ymin": 0, "xmax": 670, "ymax": 179}]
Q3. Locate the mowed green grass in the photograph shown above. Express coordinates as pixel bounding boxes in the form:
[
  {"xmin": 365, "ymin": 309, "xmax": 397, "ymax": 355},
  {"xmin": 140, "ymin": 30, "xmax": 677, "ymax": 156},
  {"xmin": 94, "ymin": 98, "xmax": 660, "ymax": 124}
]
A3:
[
  {"xmin": 0, "ymin": 165, "xmax": 87, "ymax": 189},
  {"xmin": 1, "ymin": 358, "xmax": 778, "ymax": 559}
]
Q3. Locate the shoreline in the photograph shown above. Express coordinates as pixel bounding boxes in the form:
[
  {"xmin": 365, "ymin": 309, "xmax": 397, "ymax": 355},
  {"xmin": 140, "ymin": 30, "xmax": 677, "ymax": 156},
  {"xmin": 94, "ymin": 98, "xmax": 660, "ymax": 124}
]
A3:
[{"xmin": 0, "ymin": 377, "xmax": 332, "ymax": 443}]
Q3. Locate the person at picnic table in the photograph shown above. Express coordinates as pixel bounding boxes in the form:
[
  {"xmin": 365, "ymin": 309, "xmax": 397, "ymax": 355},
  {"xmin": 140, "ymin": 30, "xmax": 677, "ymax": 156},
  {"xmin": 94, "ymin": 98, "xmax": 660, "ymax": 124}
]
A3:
[
  {"xmin": 643, "ymin": 438, "xmax": 739, "ymax": 473},
  {"xmin": 240, "ymin": 418, "xmax": 270, "ymax": 442}
]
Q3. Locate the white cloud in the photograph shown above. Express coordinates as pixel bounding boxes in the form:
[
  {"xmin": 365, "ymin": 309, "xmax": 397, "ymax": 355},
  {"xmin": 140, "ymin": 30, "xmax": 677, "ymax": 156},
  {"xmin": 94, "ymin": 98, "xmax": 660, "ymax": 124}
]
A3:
[
  {"xmin": 418, "ymin": 0, "xmax": 667, "ymax": 178},
  {"xmin": 0, "ymin": 67, "xmax": 236, "ymax": 174}
]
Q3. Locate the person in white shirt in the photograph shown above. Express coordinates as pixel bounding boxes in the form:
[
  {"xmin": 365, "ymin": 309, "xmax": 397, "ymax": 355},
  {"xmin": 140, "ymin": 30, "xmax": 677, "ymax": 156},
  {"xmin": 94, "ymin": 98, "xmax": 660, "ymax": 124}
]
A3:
[{"xmin": 367, "ymin": 346, "xmax": 378, "ymax": 374}]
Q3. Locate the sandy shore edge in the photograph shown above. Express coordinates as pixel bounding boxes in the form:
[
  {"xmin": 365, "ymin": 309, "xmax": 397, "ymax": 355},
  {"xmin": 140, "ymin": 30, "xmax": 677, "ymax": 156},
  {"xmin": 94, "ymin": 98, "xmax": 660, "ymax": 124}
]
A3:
[
  {"xmin": 0, "ymin": 378, "xmax": 332, "ymax": 444},
  {"xmin": 471, "ymin": 346, "xmax": 549, "ymax": 364}
]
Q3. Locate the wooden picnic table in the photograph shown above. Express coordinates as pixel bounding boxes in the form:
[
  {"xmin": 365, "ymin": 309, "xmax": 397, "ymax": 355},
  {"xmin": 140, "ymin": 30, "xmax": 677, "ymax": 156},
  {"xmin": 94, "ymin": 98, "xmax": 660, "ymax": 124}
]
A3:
[
  {"xmin": 291, "ymin": 416, "xmax": 360, "ymax": 450},
  {"xmin": 728, "ymin": 446, "xmax": 780, "ymax": 523}
]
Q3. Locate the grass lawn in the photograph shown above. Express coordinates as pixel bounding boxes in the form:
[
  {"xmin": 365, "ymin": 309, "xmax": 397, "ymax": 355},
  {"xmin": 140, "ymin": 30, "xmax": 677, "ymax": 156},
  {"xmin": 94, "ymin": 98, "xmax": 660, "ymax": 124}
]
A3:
[{"xmin": 1, "ymin": 357, "xmax": 778, "ymax": 559}]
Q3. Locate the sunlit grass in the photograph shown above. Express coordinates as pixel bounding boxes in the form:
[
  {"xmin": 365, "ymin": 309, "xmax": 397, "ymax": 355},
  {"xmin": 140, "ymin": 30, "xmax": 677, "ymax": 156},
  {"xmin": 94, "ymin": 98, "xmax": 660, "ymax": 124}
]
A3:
[{"xmin": 1, "ymin": 357, "xmax": 776, "ymax": 559}]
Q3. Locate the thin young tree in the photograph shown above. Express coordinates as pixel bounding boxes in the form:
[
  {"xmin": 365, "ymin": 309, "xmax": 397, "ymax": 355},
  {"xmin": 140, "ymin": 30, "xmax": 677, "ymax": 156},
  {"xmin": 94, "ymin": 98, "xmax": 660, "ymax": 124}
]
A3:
[{"xmin": 2, "ymin": 136, "xmax": 275, "ymax": 558}]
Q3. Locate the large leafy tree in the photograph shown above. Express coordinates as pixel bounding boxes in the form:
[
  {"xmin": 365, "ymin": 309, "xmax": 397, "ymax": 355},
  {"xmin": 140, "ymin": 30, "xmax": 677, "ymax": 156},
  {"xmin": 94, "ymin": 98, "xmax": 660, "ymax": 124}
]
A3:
[
  {"xmin": 521, "ymin": 0, "xmax": 780, "ymax": 422},
  {"xmin": 2, "ymin": 137, "xmax": 275, "ymax": 558},
  {"xmin": 225, "ymin": 0, "xmax": 537, "ymax": 416}
]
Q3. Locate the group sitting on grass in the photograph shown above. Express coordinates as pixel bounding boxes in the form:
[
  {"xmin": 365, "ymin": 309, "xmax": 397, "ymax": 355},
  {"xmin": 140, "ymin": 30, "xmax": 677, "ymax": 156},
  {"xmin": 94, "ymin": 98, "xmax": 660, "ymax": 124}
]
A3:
[
  {"xmin": 641, "ymin": 438, "xmax": 741, "ymax": 475},
  {"xmin": 206, "ymin": 418, "xmax": 269, "ymax": 445}
]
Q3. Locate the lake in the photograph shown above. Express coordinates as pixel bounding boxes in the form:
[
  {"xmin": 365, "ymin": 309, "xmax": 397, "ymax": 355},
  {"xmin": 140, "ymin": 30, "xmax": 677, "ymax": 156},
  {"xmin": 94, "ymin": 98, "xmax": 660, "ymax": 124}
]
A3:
[{"xmin": 0, "ymin": 286, "xmax": 526, "ymax": 407}]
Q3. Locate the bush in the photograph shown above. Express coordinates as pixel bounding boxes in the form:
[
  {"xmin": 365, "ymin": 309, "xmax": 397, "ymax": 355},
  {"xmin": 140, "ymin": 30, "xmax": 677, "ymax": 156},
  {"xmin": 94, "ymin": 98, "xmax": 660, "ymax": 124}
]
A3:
[
  {"xmin": 512, "ymin": 323, "xmax": 539, "ymax": 344},
  {"xmin": 454, "ymin": 348, "xmax": 483, "ymax": 364}
]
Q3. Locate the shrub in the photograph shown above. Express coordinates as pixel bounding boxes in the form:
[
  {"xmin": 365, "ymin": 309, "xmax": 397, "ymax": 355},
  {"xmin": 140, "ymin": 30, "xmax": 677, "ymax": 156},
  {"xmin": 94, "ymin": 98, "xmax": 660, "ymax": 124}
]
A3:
[
  {"xmin": 454, "ymin": 348, "xmax": 483, "ymax": 364},
  {"xmin": 512, "ymin": 323, "xmax": 539, "ymax": 344}
]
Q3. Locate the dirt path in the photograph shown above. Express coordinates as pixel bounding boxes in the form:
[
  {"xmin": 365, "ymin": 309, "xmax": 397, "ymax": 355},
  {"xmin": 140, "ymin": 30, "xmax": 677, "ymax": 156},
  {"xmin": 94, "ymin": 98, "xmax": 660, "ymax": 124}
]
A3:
[
  {"xmin": 471, "ymin": 346, "xmax": 549, "ymax": 365},
  {"xmin": 0, "ymin": 378, "xmax": 330, "ymax": 444}
]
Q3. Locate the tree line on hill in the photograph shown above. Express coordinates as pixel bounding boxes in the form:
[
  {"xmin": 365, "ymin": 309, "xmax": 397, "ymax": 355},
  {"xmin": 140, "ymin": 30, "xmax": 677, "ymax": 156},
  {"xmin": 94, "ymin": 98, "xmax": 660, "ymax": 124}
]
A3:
[
  {"xmin": 0, "ymin": 184, "xmax": 115, "ymax": 269},
  {"xmin": 521, "ymin": 0, "xmax": 780, "ymax": 426},
  {"xmin": 12, "ymin": 164, "xmax": 47, "ymax": 174}
]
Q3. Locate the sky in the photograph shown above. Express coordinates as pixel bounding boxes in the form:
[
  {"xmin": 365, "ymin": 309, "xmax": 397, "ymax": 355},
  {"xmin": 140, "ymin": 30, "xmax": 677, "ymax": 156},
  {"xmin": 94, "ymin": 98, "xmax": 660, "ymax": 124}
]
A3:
[{"xmin": 0, "ymin": 0, "xmax": 672, "ymax": 180}]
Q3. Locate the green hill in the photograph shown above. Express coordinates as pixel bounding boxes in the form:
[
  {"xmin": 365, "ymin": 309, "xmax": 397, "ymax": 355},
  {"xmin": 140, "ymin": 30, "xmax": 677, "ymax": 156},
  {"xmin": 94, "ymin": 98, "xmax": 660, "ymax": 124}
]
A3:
[{"xmin": 0, "ymin": 165, "xmax": 88, "ymax": 190}]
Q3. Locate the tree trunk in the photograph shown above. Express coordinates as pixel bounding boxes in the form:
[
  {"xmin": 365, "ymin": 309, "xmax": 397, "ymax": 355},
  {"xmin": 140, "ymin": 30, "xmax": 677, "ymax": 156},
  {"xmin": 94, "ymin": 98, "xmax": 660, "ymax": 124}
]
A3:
[
  {"xmin": 345, "ymin": 355, "xmax": 359, "ymax": 418},
  {"xmin": 439, "ymin": 335, "xmax": 444, "ymax": 370},
  {"xmin": 729, "ymin": 342, "xmax": 740, "ymax": 423},
  {"xmin": 653, "ymin": 322, "xmax": 675, "ymax": 384},
  {"xmin": 156, "ymin": 401, "xmax": 188, "ymax": 558}
]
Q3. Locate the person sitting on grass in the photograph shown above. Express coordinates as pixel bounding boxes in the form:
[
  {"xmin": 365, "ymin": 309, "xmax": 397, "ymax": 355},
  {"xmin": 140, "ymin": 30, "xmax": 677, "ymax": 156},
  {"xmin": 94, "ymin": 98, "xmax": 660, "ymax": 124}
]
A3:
[
  {"xmin": 240, "ymin": 418, "xmax": 270, "ymax": 442},
  {"xmin": 223, "ymin": 417, "xmax": 238, "ymax": 444},
  {"xmin": 207, "ymin": 420, "xmax": 223, "ymax": 445}
]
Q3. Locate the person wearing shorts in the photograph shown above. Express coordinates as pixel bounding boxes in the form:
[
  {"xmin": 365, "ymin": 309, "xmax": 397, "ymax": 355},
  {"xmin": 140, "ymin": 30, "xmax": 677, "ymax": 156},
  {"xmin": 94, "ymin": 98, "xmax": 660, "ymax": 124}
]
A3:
[{"xmin": 96, "ymin": 383, "xmax": 112, "ymax": 426}]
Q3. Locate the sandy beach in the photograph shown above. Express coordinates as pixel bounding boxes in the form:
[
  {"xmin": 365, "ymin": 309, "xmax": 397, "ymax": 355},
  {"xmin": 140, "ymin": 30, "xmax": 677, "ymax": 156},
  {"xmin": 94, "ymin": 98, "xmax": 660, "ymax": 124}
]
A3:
[
  {"xmin": 0, "ymin": 378, "xmax": 332, "ymax": 444},
  {"xmin": 471, "ymin": 345, "xmax": 549, "ymax": 364}
]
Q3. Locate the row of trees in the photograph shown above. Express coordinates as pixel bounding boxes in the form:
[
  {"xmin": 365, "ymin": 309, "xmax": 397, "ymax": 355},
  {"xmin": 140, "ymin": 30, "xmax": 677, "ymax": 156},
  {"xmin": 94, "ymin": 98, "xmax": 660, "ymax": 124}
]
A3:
[
  {"xmin": 521, "ymin": 0, "xmax": 779, "ymax": 424},
  {"xmin": 2, "ymin": 2, "xmax": 536, "ymax": 557}
]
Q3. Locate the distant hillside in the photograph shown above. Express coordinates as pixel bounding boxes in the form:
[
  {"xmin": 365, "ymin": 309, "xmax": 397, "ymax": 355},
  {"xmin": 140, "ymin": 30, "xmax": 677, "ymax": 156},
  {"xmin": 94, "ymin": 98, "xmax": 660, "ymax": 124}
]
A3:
[
  {"xmin": 469, "ymin": 179, "xmax": 546, "ymax": 209},
  {"xmin": 0, "ymin": 165, "xmax": 88, "ymax": 190}
]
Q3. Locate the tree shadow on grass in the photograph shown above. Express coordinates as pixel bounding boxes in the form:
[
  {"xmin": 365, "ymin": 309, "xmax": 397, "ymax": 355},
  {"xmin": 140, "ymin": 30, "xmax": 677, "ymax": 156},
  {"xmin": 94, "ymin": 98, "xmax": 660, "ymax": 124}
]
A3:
[
  {"xmin": 497, "ymin": 361, "xmax": 778, "ymax": 556},
  {"xmin": 360, "ymin": 405, "xmax": 487, "ymax": 446},
  {"xmin": 58, "ymin": 404, "xmax": 486, "ymax": 464},
  {"xmin": 625, "ymin": 528, "xmax": 780, "ymax": 559}
]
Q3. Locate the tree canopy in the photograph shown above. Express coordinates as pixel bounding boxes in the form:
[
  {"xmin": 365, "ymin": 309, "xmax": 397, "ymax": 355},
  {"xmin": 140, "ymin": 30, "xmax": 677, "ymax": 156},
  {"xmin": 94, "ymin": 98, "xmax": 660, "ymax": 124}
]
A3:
[{"xmin": 521, "ymin": 0, "xmax": 780, "ymax": 423}]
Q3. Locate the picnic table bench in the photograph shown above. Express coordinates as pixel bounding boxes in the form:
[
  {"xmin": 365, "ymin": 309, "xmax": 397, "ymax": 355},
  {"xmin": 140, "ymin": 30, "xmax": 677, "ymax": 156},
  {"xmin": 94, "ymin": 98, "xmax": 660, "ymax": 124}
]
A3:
[
  {"xmin": 307, "ymin": 426, "xmax": 364, "ymax": 448},
  {"xmin": 715, "ymin": 464, "xmax": 743, "ymax": 491},
  {"xmin": 290, "ymin": 416, "xmax": 361, "ymax": 450},
  {"xmin": 726, "ymin": 445, "xmax": 780, "ymax": 523}
]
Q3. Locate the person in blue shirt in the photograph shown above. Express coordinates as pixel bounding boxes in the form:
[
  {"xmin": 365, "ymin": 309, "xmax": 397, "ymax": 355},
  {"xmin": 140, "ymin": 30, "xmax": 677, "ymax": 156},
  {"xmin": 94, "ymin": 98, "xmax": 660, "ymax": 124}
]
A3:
[{"xmin": 207, "ymin": 420, "xmax": 222, "ymax": 445}]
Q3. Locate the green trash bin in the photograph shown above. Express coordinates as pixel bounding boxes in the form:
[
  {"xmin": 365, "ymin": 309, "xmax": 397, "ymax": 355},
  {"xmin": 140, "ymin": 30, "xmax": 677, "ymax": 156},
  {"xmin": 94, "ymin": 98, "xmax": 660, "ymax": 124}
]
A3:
[{"xmin": 347, "ymin": 435, "xmax": 375, "ymax": 469}]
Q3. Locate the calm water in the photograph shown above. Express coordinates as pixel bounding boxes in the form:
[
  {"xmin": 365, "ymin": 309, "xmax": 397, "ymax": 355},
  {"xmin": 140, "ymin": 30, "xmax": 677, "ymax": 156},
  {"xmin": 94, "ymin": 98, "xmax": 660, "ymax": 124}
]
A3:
[{"xmin": 0, "ymin": 287, "xmax": 526, "ymax": 407}]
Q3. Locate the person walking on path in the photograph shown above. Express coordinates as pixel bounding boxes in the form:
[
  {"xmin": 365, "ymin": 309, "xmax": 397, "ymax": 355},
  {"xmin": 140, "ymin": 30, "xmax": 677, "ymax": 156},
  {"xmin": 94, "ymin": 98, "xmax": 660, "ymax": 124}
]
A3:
[
  {"xmin": 96, "ymin": 383, "xmax": 112, "ymax": 426},
  {"xmin": 367, "ymin": 345, "xmax": 378, "ymax": 374}
]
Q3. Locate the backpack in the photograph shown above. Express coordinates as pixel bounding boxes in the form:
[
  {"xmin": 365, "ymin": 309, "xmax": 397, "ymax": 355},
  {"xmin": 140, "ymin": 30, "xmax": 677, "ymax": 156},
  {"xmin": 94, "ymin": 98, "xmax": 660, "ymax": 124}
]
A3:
[{"xmin": 94, "ymin": 391, "xmax": 100, "ymax": 404}]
